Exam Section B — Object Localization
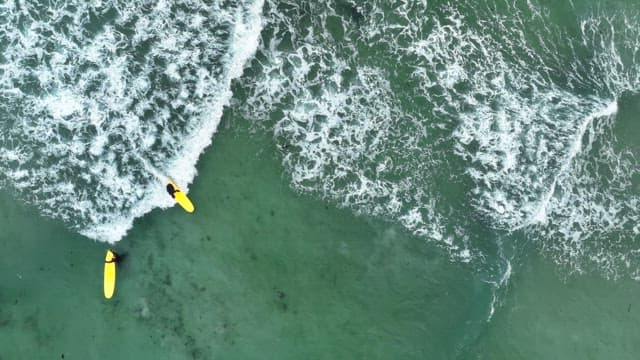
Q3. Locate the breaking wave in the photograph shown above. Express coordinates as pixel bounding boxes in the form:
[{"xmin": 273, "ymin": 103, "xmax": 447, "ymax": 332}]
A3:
[
  {"xmin": 238, "ymin": 0, "xmax": 640, "ymax": 278},
  {"xmin": 0, "ymin": 0, "xmax": 263, "ymax": 242}
]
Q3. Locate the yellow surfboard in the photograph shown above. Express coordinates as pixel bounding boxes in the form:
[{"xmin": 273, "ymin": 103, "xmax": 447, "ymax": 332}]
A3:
[
  {"xmin": 104, "ymin": 250, "xmax": 117, "ymax": 299},
  {"xmin": 167, "ymin": 180, "xmax": 195, "ymax": 213}
]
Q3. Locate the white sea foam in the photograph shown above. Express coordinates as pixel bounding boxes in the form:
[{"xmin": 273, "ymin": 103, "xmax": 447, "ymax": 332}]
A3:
[
  {"xmin": 402, "ymin": 3, "xmax": 640, "ymax": 278},
  {"xmin": 0, "ymin": 0, "xmax": 264, "ymax": 242},
  {"xmin": 238, "ymin": 1, "xmax": 476, "ymax": 260},
  {"xmin": 43, "ymin": 91, "xmax": 83, "ymax": 119},
  {"xmin": 239, "ymin": 0, "xmax": 640, "ymax": 278}
]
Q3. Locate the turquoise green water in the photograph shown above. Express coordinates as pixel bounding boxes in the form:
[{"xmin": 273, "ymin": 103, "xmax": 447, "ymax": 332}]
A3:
[
  {"xmin": 0, "ymin": 121, "xmax": 485, "ymax": 359},
  {"xmin": 2, "ymin": 0, "xmax": 640, "ymax": 358},
  {"xmin": 2, "ymin": 119, "xmax": 640, "ymax": 359}
]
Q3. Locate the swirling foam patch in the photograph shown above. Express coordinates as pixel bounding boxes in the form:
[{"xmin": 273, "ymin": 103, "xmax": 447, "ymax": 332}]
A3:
[
  {"xmin": 0, "ymin": 0, "xmax": 264, "ymax": 242},
  {"xmin": 241, "ymin": 0, "xmax": 640, "ymax": 277}
]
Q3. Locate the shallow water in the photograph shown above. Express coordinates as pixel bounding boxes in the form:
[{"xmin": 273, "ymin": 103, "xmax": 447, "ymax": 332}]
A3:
[
  {"xmin": 1, "ymin": 120, "xmax": 639, "ymax": 359},
  {"xmin": 0, "ymin": 122, "xmax": 488, "ymax": 359}
]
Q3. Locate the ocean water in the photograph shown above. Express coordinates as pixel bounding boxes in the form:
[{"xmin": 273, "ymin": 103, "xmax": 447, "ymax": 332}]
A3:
[{"xmin": 1, "ymin": 0, "xmax": 640, "ymax": 358}]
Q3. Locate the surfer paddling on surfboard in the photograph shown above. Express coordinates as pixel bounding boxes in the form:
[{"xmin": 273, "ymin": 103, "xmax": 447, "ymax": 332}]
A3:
[
  {"xmin": 165, "ymin": 180, "xmax": 195, "ymax": 213},
  {"xmin": 104, "ymin": 250, "xmax": 119, "ymax": 299},
  {"xmin": 166, "ymin": 183, "xmax": 178, "ymax": 198},
  {"xmin": 104, "ymin": 250, "xmax": 127, "ymax": 299}
]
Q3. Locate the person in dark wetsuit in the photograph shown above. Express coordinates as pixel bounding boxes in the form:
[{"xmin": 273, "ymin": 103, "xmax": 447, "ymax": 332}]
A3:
[
  {"xmin": 106, "ymin": 251, "xmax": 119, "ymax": 264},
  {"xmin": 166, "ymin": 183, "xmax": 179, "ymax": 198},
  {"xmin": 105, "ymin": 251, "xmax": 126, "ymax": 264}
]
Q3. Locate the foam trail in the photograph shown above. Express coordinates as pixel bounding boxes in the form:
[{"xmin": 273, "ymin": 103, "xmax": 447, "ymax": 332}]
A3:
[
  {"xmin": 515, "ymin": 101, "xmax": 619, "ymax": 229},
  {"xmin": 487, "ymin": 259, "xmax": 512, "ymax": 321}
]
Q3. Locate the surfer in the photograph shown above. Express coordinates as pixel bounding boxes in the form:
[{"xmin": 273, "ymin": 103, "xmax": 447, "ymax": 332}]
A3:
[
  {"xmin": 104, "ymin": 249, "xmax": 120, "ymax": 299},
  {"xmin": 166, "ymin": 180, "xmax": 195, "ymax": 213},
  {"xmin": 105, "ymin": 251, "xmax": 124, "ymax": 264},
  {"xmin": 166, "ymin": 183, "xmax": 179, "ymax": 198}
]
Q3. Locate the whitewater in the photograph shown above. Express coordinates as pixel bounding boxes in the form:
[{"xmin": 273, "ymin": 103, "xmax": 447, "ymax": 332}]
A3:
[
  {"xmin": 0, "ymin": 0, "xmax": 264, "ymax": 242},
  {"xmin": 236, "ymin": 0, "xmax": 640, "ymax": 279}
]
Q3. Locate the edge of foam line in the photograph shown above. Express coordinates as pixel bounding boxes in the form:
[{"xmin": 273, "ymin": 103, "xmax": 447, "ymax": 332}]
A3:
[
  {"xmin": 513, "ymin": 100, "xmax": 619, "ymax": 231},
  {"xmin": 80, "ymin": 0, "xmax": 265, "ymax": 243},
  {"xmin": 165, "ymin": 0, "xmax": 265, "ymax": 190}
]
